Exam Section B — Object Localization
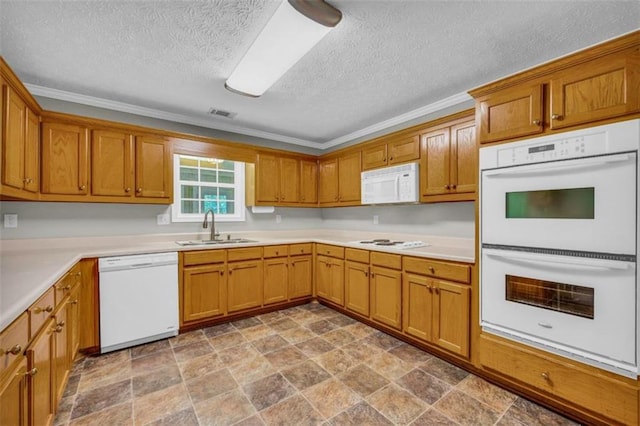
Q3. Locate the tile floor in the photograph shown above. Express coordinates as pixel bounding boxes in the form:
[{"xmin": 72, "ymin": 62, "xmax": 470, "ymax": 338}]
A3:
[{"xmin": 54, "ymin": 302, "xmax": 578, "ymax": 425}]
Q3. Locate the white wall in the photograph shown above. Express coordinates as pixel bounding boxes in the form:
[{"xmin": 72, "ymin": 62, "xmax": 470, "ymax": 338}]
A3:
[{"xmin": 0, "ymin": 201, "xmax": 474, "ymax": 240}]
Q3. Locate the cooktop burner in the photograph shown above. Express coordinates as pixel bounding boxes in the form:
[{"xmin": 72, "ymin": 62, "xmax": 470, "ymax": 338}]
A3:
[{"xmin": 351, "ymin": 240, "xmax": 428, "ymax": 249}]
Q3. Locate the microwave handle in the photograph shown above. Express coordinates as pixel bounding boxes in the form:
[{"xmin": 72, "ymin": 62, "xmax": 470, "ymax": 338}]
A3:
[
  {"xmin": 483, "ymin": 153, "xmax": 633, "ymax": 178},
  {"xmin": 395, "ymin": 175, "xmax": 400, "ymax": 198},
  {"xmin": 483, "ymin": 248, "xmax": 633, "ymax": 271}
]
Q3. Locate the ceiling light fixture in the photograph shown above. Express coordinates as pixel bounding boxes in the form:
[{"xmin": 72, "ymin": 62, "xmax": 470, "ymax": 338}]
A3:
[{"xmin": 224, "ymin": 0, "xmax": 342, "ymax": 98}]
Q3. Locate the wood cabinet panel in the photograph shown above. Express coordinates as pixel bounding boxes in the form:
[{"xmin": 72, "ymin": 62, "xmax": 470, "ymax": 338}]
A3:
[
  {"xmin": 263, "ymin": 245, "xmax": 288, "ymax": 258},
  {"xmin": 403, "ymin": 256, "xmax": 470, "ymax": 284},
  {"xmin": 263, "ymin": 258, "xmax": 288, "ymax": 305},
  {"xmin": 28, "ymin": 287, "xmax": 55, "ymax": 340},
  {"xmin": 255, "ymin": 153, "xmax": 279, "ymax": 203},
  {"xmin": 316, "ymin": 244, "xmax": 344, "ymax": 259},
  {"xmin": 67, "ymin": 284, "xmax": 81, "ymax": 362},
  {"xmin": 422, "ymin": 128, "xmax": 450, "ymax": 196},
  {"xmin": 344, "ymin": 260, "xmax": 369, "ymax": 316},
  {"xmin": 182, "ymin": 264, "xmax": 226, "ymax": 322},
  {"xmin": 362, "ymin": 144, "xmax": 387, "ymax": 170},
  {"xmin": 388, "ymin": 135, "xmax": 420, "ymax": 165},
  {"xmin": 135, "ymin": 135, "xmax": 171, "ymax": 199},
  {"xmin": 91, "ymin": 130, "xmax": 134, "ymax": 197},
  {"xmin": 227, "ymin": 247, "xmax": 262, "ymax": 262},
  {"xmin": 290, "ymin": 243, "xmax": 312, "ymax": 256},
  {"xmin": 183, "ymin": 250, "xmax": 226, "ymax": 266},
  {"xmin": 345, "ymin": 248, "xmax": 369, "ymax": 264},
  {"xmin": 27, "ymin": 318, "xmax": 54, "ymax": 426},
  {"xmin": 2, "ymin": 85, "xmax": 26, "ymax": 191},
  {"xmin": 227, "ymin": 260, "xmax": 263, "ymax": 313},
  {"xmin": 315, "ymin": 255, "xmax": 344, "ymax": 306},
  {"xmin": 370, "ymin": 252, "xmax": 401, "ymax": 270},
  {"xmin": 24, "ymin": 108, "xmax": 39, "ymax": 193},
  {"xmin": 0, "ymin": 312, "xmax": 28, "ymax": 378},
  {"xmin": 300, "ymin": 160, "xmax": 318, "ymax": 204},
  {"xmin": 403, "ymin": 273, "xmax": 433, "ymax": 342},
  {"xmin": 0, "ymin": 356, "xmax": 28, "ymax": 426},
  {"xmin": 432, "ymin": 280, "xmax": 469, "ymax": 357},
  {"xmin": 280, "ymin": 157, "xmax": 299, "ymax": 202},
  {"xmin": 318, "ymin": 158, "xmax": 338, "ymax": 204},
  {"xmin": 338, "ymin": 152, "xmax": 361, "ymax": 202},
  {"xmin": 52, "ymin": 301, "xmax": 69, "ymax": 405},
  {"xmin": 289, "ymin": 255, "xmax": 312, "ymax": 299},
  {"xmin": 450, "ymin": 121, "xmax": 477, "ymax": 194},
  {"xmin": 549, "ymin": 50, "xmax": 640, "ymax": 130},
  {"xmin": 41, "ymin": 122, "xmax": 89, "ymax": 195},
  {"xmin": 78, "ymin": 259, "xmax": 99, "ymax": 351},
  {"xmin": 370, "ymin": 266, "xmax": 402, "ymax": 330},
  {"xmin": 477, "ymin": 84, "xmax": 544, "ymax": 143},
  {"xmin": 315, "ymin": 255, "xmax": 331, "ymax": 300}
]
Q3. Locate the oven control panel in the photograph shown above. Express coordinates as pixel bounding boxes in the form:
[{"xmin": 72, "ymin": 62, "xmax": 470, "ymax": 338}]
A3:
[{"xmin": 497, "ymin": 131, "xmax": 607, "ymax": 167}]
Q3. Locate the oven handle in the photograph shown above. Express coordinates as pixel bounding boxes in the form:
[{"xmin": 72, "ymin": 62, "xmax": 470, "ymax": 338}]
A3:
[
  {"xmin": 482, "ymin": 153, "xmax": 633, "ymax": 177},
  {"xmin": 483, "ymin": 248, "xmax": 633, "ymax": 271}
]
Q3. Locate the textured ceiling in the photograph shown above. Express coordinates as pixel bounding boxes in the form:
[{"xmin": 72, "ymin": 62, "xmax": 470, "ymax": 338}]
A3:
[{"xmin": 1, "ymin": 1, "xmax": 638, "ymax": 149}]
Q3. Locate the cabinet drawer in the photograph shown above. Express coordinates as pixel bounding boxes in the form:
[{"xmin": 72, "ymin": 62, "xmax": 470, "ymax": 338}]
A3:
[
  {"xmin": 290, "ymin": 243, "xmax": 312, "ymax": 256},
  {"xmin": 227, "ymin": 247, "xmax": 262, "ymax": 262},
  {"xmin": 403, "ymin": 257, "xmax": 470, "ymax": 283},
  {"xmin": 183, "ymin": 250, "xmax": 226, "ymax": 266},
  {"xmin": 263, "ymin": 245, "xmax": 288, "ymax": 258},
  {"xmin": 54, "ymin": 268, "xmax": 80, "ymax": 305},
  {"xmin": 0, "ymin": 312, "xmax": 28, "ymax": 377},
  {"xmin": 345, "ymin": 248, "xmax": 369, "ymax": 263},
  {"xmin": 28, "ymin": 287, "xmax": 55, "ymax": 339},
  {"xmin": 479, "ymin": 335, "xmax": 638, "ymax": 425},
  {"xmin": 316, "ymin": 244, "xmax": 344, "ymax": 259},
  {"xmin": 371, "ymin": 252, "xmax": 401, "ymax": 270}
]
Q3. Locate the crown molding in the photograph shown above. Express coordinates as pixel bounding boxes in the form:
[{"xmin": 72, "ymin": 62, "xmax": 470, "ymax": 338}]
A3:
[
  {"xmin": 322, "ymin": 91, "xmax": 473, "ymax": 149},
  {"xmin": 25, "ymin": 84, "xmax": 472, "ymax": 151}
]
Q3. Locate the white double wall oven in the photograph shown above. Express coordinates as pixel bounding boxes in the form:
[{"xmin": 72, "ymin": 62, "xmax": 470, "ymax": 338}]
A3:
[{"xmin": 479, "ymin": 119, "xmax": 640, "ymax": 378}]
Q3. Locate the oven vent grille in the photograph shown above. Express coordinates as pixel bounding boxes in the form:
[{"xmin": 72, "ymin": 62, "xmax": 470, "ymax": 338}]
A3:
[{"xmin": 208, "ymin": 108, "xmax": 236, "ymax": 119}]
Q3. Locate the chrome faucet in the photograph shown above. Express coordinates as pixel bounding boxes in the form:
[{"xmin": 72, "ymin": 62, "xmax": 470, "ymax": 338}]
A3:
[{"xmin": 203, "ymin": 209, "xmax": 220, "ymax": 241}]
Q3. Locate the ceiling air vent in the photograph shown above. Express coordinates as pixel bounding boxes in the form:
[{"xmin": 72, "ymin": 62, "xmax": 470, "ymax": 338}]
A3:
[{"xmin": 208, "ymin": 108, "xmax": 236, "ymax": 119}]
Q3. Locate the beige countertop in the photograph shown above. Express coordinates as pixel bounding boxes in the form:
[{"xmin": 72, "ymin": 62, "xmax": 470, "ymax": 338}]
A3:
[{"xmin": 0, "ymin": 229, "xmax": 474, "ymax": 330}]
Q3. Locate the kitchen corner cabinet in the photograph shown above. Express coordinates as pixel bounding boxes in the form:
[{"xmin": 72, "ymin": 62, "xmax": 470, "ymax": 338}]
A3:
[
  {"xmin": 249, "ymin": 154, "xmax": 317, "ymax": 207},
  {"xmin": 403, "ymin": 257, "xmax": 471, "ymax": 358},
  {"xmin": 318, "ymin": 152, "xmax": 361, "ymax": 206},
  {"xmin": 362, "ymin": 134, "xmax": 420, "ymax": 170},
  {"xmin": 135, "ymin": 135, "xmax": 172, "ymax": 200},
  {"xmin": 421, "ymin": 118, "xmax": 476, "ymax": 202},
  {"xmin": 41, "ymin": 122, "xmax": 89, "ymax": 196}
]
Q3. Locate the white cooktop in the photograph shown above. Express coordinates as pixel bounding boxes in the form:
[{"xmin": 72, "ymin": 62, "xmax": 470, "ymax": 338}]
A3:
[{"xmin": 350, "ymin": 239, "xmax": 429, "ymax": 250}]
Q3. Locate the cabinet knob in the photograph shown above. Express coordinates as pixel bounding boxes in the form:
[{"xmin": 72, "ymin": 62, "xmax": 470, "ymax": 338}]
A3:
[
  {"xmin": 220, "ymin": 270, "xmax": 224, "ymax": 276},
  {"xmin": 532, "ymin": 119, "xmax": 541, "ymax": 126},
  {"xmin": 389, "ymin": 157, "xmax": 393, "ymax": 161},
  {"xmin": 57, "ymin": 321, "xmax": 65, "ymax": 327},
  {"xmin": 383, "ymin": 158, "xmax": 386, "ymax": 162},
  {"xmin": 136, "ymin": 188, "xmax": 143, "ymax": 193},
  {"xmin": 428, "ymin": 266, "xmax": 435, "ymax": 273},
  {"xmin": 334, "ymin": 196, "xmax": 339, "ymax": 201},
  {"xmin": 54, "ymin": 325, "xmax": 63, "ymax": 333},
  {"xmin": 451, "ymin": 184, "xmax": 457, "ymax": 190},
  {"xmin": 34, "ymin": 305, "xmax": 53, "ymax": 314},
  {"xmin": 275, "ymin": 251, "xmax": 279, "ymax": 255},
  {"xmin": 70, "ymin": 300, "xmax": 78, "ymax": 305},
  {"xmin": 551, "ymin": 114, "xmax": 562, "ymax": 120},
  {"xmin": 427, "ymin": 285, "xmax": 433, "ymax": 293},
  {"xmin": 445, "ymin": 185, "xmax": 450, "ymax": 190},
  {"xmin": 125, "ymin": 187, "xmax": 131, "ymax": 193},
  {"xmin": 58, "ymin": 285, "xmax": 71, "ymax": 291},
  {"xmin": 3, "ymin": 344, "xmax": 22, "ymax": 355},
  {"xmin": 23, "ymin": 178, "xmax": 32, "ymax": 184},
  {"xmin": 79, "ymin": 184, "xmax": 86, "ymax": 190},
  {"xmin": 25, "ymin": 367, "xmax": 38, "ymax": 377},
  {"xmin": 75, "ymin": 272, "xmax": 82, "ymax": 277},
  {"xmin": 301, "ymin": 196, "xmax": 305, "ymax": 201},
  {"xmin": 371, "ymin": 273, "xmax": 375, "ymax": 278},
  {"xmin": 541, "ymin": 372, "xmax": 550, "ymax": 381},
  {"xmin": 434, "ymin": 287, "xmax": 440, "ymax": 294}
]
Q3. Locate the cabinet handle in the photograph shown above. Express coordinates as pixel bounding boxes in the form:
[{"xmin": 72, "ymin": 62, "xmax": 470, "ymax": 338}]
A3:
[
  {"xmin": 445, "ymin": 185, "xmax": 450, "ymax": 190},
  {"xmin": 75, "ymin": 272, "xmax": 82, "ymax": 277},
  {"xmin": 220, "ymin": 270, "xmax": 224, "ymax": 276},
  {"xmin": 451, "ymin": 184, "xmax": 457, "ymax": 190},
  {"xmin": 79, "ymin": 184, "xmax": 86, "ymax": 190},
  {"xmin": 334, "ymin": 196, "xmax": 339, "ymax": 201},
  {"xmin": 136, "ymin": 188, "xmax": 143, "ymax": 193},
  {"xmin": 389, "ymin": 157, "xmax": 393, "ymax": 161},
  {"xmin": 229, "ymin": 269, "xmax": 233, "ymax": 275},
  {"xmin": 371, "ymin": 273, "xmax": 375, "ymax": 278},
  {"xmin": 435, "ymin": 287, "xmax": 440, "ymax": 294},
  {"xmin": 427, "ymin": 285, "xmax": 433, "ymax": 293},
  {"xmin": 275, "ymin": 251, "xmax": 279, "ymax": 255},
  {"xmin": 58, "ymin": 285, "xmax": 71, "ymax": 291},
  {"xmin": 25, "ymin": 368, "xmax": 38, "ymax": 377},
  {"xmin": 57, "ymin": 321, "xmax": 65, "ymax": 327},
  {"xmin": 34, "ymin": 305, "xmax": 53, "ymax": 314},
  {"xmin": 3, "ymin": 344, "xmax": 22, "ymax": 355},
  {"xmin": 54, "ymin": 325, "xmax": 63, "ymax": 333},
  {"xmin": 428, "ymin": 266, "xmax": 435, "ymax": 274},
  {"xmin": 551, "ymin": 114, "xmax": 562, "ymax": 120},
  {"xmin": 364, "ymin": 271, "xmax": 368, "ymax": 277},
  {"xmin": 532, "ymin": 119, "xmax": 541, "ymax": 126},
  {"xmin": 125, "ymin": 187, "xmax": 131, "ymax": 193},
  {"xmin": 23, "ymin": 177, "xmax": 32, "ymax": 184},
  {"xmin": 541, "ymin": 372, "xmax": 550, "ymax": 381},
  {"xmin": 69, "ymin": 300, "xmax": 78, "ymax": 305}
]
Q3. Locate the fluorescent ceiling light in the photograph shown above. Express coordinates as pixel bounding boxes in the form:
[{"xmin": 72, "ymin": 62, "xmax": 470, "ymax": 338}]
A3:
[{"xmin": 225, "ymin": 0, "xmax": 342, "ymax": 97}]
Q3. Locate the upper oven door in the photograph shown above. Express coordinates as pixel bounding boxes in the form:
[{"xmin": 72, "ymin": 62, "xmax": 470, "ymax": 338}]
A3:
[{"xmin": 481, "ymin": 152, "xmax": 637, "ymax": 254}]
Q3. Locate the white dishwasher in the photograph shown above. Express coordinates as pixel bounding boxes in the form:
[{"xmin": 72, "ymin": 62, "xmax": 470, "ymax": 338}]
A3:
[{"xmin": 99, "ymin": 252, "xmax": 179, "ymax": 353}]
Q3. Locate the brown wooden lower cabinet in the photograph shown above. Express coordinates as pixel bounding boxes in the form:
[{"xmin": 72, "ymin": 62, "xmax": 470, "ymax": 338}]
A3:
[
  {"xmin": 370, "ymin": 266, "xmax": 402, "ymax": 330},
  {"xmin": 227, "ymin": 260, "xmax": 263, "ymax": 313},
  {"xmin": 315, "ymin": 255, "xmax": 344, "ymax": 306},
  {"xmin": 52, "ymin": 300, "xmax": 69, "ymax": 405},
  {"xmin": 263, "ymin": 257, "xmax": 289, "ymax": 305},
  {"xmin": 182, "ymin": 263, "xmax": 226, "ymax": 323},
  {"xmin": 27, "ymin": 317, "xmax": 55, "ymax": 426},
  {"xmin": 0, "ymin": 356, "xmax": 28, "ymax": 426},
  {"xmin": 344, "ymin": 260, "xmax": 370, "ymax": 316},
  {"xmin": 289, "ymin": 255, "xmax": 312, "ymax": 299}
]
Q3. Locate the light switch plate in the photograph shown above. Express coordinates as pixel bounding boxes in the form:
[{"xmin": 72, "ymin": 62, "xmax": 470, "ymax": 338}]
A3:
[
  {"xmin": 156, "ymin": 213, "xmax": 170, "ymax": 225},
  {"xmin": 4, "ymin": 214, "xmax": 18, "ymax": 228},
  {"xmin": 276, "ymin": 214, "xmax": 282, "ymax": 224},
  {"xmin": 373, "ymin": 215, "xmax": 379, "ymax": 225}
]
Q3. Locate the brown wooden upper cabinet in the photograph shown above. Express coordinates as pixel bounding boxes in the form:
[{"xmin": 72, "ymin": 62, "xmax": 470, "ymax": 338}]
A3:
[
  {"xmin": 1, "ymin": 84, "xmax": 40, "ymax": 198},
  {"xmin": 300, "ymin": 159, "xmax": 318, "ymax": 204},
  {"xmin": 91, "ymin": 130, "xmax": 134, "ymax": 197},
  {"xmin": 472, "ymin": 42, "xmax": 640, "ymax": 144},
  {"xmin": 421, "ymin": 118, "xmax": 476, "ymax": 202},
  {"xmin": 135, "ymin": 135, "xmax": 172, "ymax": 200},
  {"xmin": 249, "ymin": 153, "xmax": 317, "ymax": 207},
  {"xmin": 362, "ymin": 134, "xmax": 420, "ymax": 170},
  {"xmin": 41, "ymin": 122, "xmax": 89, "ymax": 196},
  {"xmin": 319, "ymin": 151, "xmax": 361, "ymax": 206}
]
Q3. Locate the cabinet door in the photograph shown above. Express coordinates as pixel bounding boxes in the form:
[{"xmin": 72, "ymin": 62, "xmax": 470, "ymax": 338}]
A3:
[
  {"xmin": 182, "ymin": 264, "xmax": 226, "ymax": 323},
  {"xmin": 299, "ymin": 160, "xmax": 318, "ymax": 204},
  {"xmin": 0, "ymin": 356, "xmax": 28, "ymax": 426},
  {"xmin": 450, "ymin": 121, "xmax": 476, "ymax": 195},
  {"xmin": 279, "ymin": 157, "xmax": 299, "ymax": 203},
  {"xmin": 362, "ymin": 144, "xmax": 387, "ymax": 170},
  {"xmin": 78, "ymin": 259, "xmax": 99, "ymax": 351},
  {"xmin": 24, "ymin": 108, "xmax": 39, "ymax": 193},
  {"xmin": 338, "ymin": 152, "xmax": 361, "ymax": 202},
  {"xmin": 433, "ymin": 280, "xmax": 470, "ymax": 357},
  {"xmin": 227, "ymin": 260, "xmax": 263, "ymax": 313},
  {"xmin": 135, "ymin": 135, "xmax": 171, "ymax": 199},
  {"xmin": 370, "ymin": 266, "xmax": 402, "ymax": 330},
  {"xmin": 318, "ymin": 158, "xmax": 338, "ymax": 204},
  {"xmin": 2, "ymin": 85, "xmax": 25, "ymax": 191},
  {"xmin": 328, "ymin": 258, "xmax": 345, "ymax": 306},
  {"xmin": 344, "ymin": 261, "xmax": 369, "ymax": 316},
  {"xmin": 421, "ymin": 128, "xmax": 450, "ymax": 196},
  {"xmin": 477, "ymin": 84, "xmax": 544, "ymax": 143},
  {"xmin": 27, "ymin": 318, "xmax": 55, "ymax": 426},
  {"xmin": 92, "ymin": 130, "xmax": 134, "ymax": 197},
  {"xmin": 403, "ymin": 273, "xmax": 433, "ymax": 342},
  {"xmin": 549, "ymin": 51, "xmax": 640, "ymax": 130},
  {"xmin": 263, "ymin": 258, "xmax": 288, "ymax": 305},
  {"xmin": 388, "ymin": 135, "xmax": 420, "ymax": 165},
  {"xmin": 52, "ymin": 302, "xmax": 69, "ymax": 405},
  {"xmin": 41, "ymin": 122, "xmax": 89, "ymax": 195},
  {"xmin": 67, "ymin": 284, "xmax": 81, "ymax": 363},
  {"xmin": 315, "ymin": 255, "xmax": 331, "ymax": 300},
  {"xmin": 256, "ymin": 153, "xmax": 280, "ymax": 203},
  {"xmin": 289, "ymin": 255, "xmax": 312, "ymax": 299}
]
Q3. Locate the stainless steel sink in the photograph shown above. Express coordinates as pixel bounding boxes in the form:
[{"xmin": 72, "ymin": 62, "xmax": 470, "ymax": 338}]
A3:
[{"xmin": 176, "ymin": 238, "xmax": 256, "ymax": 246}]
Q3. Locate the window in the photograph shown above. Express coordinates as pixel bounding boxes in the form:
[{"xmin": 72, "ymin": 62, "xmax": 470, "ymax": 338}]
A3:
[{"xmin": 172, "ymin": 154, "xmax": 245, "ymax": 222}]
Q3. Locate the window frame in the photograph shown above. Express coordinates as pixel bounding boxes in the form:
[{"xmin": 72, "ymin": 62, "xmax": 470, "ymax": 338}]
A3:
[{"xmin": 171, "ymin": 154, "xmax": 246, "ymax": 223}]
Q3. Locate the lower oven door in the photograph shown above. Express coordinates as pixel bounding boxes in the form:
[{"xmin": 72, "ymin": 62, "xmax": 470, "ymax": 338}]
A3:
[{"xmin": 481, "ymin": 247, "xmax": 636, "ymax": 373}]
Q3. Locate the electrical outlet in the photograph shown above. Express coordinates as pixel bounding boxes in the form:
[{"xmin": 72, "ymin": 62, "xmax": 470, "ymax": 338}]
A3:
[
  {"xmin": 156, "ymin": 213, "xmax": 170, "ymax": 225},
  {"xmin": 373, "ymin": 215, "xmax": 379, "ymax": 225},
  {"xmin": 4, "ymin": 214, "xmax": 18, "ymax": 228},
  {"xmin": 276, "ymin": 214, "xmax": 282, "ymax": 224}
]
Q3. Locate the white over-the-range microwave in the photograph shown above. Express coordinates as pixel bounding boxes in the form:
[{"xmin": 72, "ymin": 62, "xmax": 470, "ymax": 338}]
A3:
[{"xmin": 361, "ymin": 162, "xmax": 419, "ymax": 205}]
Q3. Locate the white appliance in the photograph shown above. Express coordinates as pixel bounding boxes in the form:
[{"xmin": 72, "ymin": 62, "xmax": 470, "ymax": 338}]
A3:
[
  {"xmin": 350, "ymin": 239, "xmax": 428, "ymax": 249},
  {"xmin": 361, "ymin": 162, "xmax": 419, "ymax": 205},
  {"xmin": 479, "ymin": 119, "xmax": 640, "ymax": 378},
  {"xmin": 99, "ymin": 252, "xmax": 179, "ymax": 353}
]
